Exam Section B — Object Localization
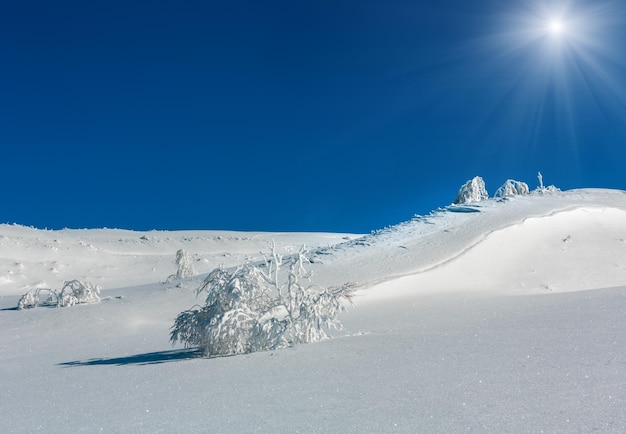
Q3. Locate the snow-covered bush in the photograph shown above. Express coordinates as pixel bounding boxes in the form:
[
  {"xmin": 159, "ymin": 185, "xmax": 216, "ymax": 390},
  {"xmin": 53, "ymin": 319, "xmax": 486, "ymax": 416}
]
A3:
[
  {"xmin": 494, "ymin": 179, "xmax": 530, "ymax": 199},
  {"xmin": 540, "ymin": 185, "xmax": 561, "ymax": 193},
  {"xmin": 17, "ymin": 280, "xmax": 100, "ymax": 309},
  {"xmin": 534, "ymin": 172, "xmax": 560, "ymax": 194},
  {"xmin": 59, "ymin": 279, "xmax": 101, "ymax": 307},
  {"xmin": 454, "ymin": 176, "xmax": 489, "ymax": 204},
  {"xmin": 170, "ymin": 244, "xmax": 354, "ymax": 357},
  {"xmin": 167, "ymin": 249, "xmax": 196, "ymax": 282},
  {"xmin": 17, "ymin": 288, "xmax": 59, "ymax": 310}
]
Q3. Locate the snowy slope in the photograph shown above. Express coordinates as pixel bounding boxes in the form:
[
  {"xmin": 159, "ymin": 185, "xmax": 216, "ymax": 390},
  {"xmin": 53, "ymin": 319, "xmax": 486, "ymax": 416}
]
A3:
[
  {"xmin": 312, "ymin": 188, "xmax": 626, "ymax": 292},
  {"xmin": 1, "ymin": 188, "xmax": 626, "ymax": 433},
  {"xmin": 0, "ymin": 227, "xmax": 358, "ymax": 296}
]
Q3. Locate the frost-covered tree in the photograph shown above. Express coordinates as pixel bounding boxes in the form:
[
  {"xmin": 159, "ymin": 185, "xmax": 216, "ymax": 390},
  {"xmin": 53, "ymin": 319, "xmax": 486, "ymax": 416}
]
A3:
[
  {"xmin": 170, "ymin": 244, "xmax": 354, "ymax": 357},
  {"xmin": 17, "ymin": 288, "xmax": 58, "ymax": 310},
  {"xmin": 453, "ymin": 176, "xmax": 489, "ymax": 204},
  {"xmin": 494, "ymin": 179, "xmax": 530, "ymax": 199},
  {"xmin": 534, "ymin": 172, "xmax": 560, "ymax": 194},
  {"xmin": 17, "ymin": 280, "xmax": 100, "ymax": 309},
  {"xmin": 58, "ymin": 280, "xmax": 101, "ymax": 307},
  {"xmin": 167, "ymin": 249, "xmax": 196, "ymax": 281}
]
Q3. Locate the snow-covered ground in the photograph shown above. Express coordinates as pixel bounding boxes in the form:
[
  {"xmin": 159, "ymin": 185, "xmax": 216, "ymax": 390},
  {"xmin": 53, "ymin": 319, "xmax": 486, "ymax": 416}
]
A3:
[
  {"xmin": 0, "ymin": 227, "xmax": 356, "ymax": 296},
  {"xmin": 1, "ymin": 188, "xmax": 626, "ymax": 432}
]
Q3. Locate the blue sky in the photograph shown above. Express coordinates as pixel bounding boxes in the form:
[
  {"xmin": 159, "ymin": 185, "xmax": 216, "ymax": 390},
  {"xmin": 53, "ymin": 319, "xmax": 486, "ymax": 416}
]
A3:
[{"xmin": 2, "ymin": 0, "xmax": 625, "ymax": 233}]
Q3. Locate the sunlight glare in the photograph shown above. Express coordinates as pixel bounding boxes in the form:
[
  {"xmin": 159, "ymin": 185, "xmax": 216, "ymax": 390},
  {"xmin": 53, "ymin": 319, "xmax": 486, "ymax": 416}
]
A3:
[
  {"xmin": 549, "ymin": 19, "xmax": 564, "ymax": 36},
  {"xmin": 473, "ymin": 0, "xmax": 626, "ymax": 173}
]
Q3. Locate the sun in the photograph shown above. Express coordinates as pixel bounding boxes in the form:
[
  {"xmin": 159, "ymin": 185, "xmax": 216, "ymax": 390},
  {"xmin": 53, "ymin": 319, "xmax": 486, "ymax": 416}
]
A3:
[
  {"xmin": 465, "ymin": 0, "xmax": 626, "ymax": 171},
  {"xmin": 548, "ymin": 19, "xmax": 564, "ymax": 36}
]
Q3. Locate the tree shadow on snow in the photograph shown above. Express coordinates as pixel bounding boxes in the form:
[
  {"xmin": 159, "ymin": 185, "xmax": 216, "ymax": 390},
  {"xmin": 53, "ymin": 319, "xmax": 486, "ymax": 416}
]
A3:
[{"xmin": 59, "ymin": 348, "xmax": 203, "ymax": 367}]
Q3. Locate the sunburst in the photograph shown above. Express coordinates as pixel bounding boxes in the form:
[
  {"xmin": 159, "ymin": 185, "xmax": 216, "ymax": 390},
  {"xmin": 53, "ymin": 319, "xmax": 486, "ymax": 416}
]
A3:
[
  {"xmin": 548, "ymin": 19, "xmax": 564, "ymax": 36},
  {"xmin": 468, "ymin": 0, "xmax": 626, "ymax": 169}
]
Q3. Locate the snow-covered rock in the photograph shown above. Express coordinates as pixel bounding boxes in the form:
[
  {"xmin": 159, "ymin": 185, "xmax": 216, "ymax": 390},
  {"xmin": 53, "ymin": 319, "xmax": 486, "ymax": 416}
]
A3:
[
  {"xmin": 494, "ymin": 179, "xmax": 530, "ymax": 199},
  {"xmin": 453, "ymin": 176, "xmax": 489, "ymax": 204}
]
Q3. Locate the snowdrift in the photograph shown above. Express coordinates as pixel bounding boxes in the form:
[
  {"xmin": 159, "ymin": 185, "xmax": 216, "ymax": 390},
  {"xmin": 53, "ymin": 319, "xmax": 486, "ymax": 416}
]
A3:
[
  {"xmin": 367, "ymin": 206, "xmax": 626, "ymax": 299},
  {"xmin": 311, "ymin": 188, "xmax": 626, "ymax": 296},
  {"xmin": 1, "ymin": 188, "xmax": 626, "ymax": 433}
]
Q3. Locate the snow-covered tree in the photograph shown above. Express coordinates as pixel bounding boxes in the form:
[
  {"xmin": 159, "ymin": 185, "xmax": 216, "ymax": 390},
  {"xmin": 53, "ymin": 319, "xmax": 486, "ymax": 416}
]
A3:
[
  {"xmin": 494, "ymin": 179, "xmax": 530, "ymax": 199},
  {"xmin": 58, "ymin": 280, "xmax": 101, "ymax": 307},
  {"xmin": 167, "ymin": 249, "xmax": 196, "ymax": 281},
  {"xmin": 453, "ymin": 176, "xmax": 489, "ymax": 204},
  {"xmin": 534, "ymin": 172, "xmax": 560, "ymax": 194},
  {"xmin": 170, "ymin": 244, "xmax": 354, "ymax": 357},
  {"xmin": 17, "ymin": 280, "xmax": 100, "ymax": 309},
  {"xmin": 17, "ymin": 288, "xmax": 58, "ymax": 310}
]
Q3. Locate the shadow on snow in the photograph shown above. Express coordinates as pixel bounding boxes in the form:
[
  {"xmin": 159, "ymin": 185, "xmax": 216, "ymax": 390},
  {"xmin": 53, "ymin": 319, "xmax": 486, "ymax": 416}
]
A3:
[{"xmin": 59, "ymin": 348, "xmax": 203, "ymax": 367}]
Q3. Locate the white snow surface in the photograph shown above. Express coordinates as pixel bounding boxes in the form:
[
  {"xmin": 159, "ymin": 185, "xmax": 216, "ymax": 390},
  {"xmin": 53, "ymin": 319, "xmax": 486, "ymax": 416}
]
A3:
[
  {"xmin": 0, "ymin": 228, "xmax": 355, "ymax": 296},
  {"xmin": 2, "ymin": 188, "xmax": 626, "ymax": 433}
]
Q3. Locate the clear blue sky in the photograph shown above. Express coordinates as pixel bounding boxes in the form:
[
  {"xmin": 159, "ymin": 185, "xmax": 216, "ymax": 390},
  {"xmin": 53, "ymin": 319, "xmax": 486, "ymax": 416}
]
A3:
[{"xmin": 2, "ymin": 0, "xmax": 625, "ymax": 233}]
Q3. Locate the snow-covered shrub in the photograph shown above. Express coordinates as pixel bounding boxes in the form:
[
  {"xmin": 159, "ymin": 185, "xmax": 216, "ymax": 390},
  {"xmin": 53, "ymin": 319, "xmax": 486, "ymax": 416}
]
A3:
[
  {"xmin": 494, "ymin": 179, "xmax": 530, "ymax": 199},
  {"xmin": 17, "ymin": 288, "xmax": 58, "ymax": 310},
  {"xmin": 453, "ymin": 176, "xmax": 489, "ymax": 204},
  {"xmin": 541, "ymin": 185, "xmax": 561, "ymax": 193},
  {"xmin": 58, "ymin": 280, "xmax": 101, "ymax": 307},
  {"xmin": 167, "ymin": 249, "xmax": 196, "ymax": 282},
  {"xmin": 16, "ymin": 280, "xmax": 99, "ymax": 309},
  {"xmin": 534, "ymin": 172, "xmax": 560, "ymax": 194},
  {"xmin": 17, "ymin": 289, "xmax": 38, "ymax": 310},
  {"xmin": 170, "ymin": 244, "xmax": 354, "ymax": 357}
]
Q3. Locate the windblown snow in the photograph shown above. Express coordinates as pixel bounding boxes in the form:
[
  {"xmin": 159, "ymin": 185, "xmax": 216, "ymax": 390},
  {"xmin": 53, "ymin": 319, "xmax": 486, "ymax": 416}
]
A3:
[{"xmin": 1, "ymin": 188, "xmax": 626, "ymax": 433}]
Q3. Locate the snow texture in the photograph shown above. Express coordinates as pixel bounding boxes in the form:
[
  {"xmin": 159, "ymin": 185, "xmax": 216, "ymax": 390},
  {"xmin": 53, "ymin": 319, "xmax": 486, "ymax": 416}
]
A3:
[{"xmin": 1, "ymin": 188, "xmax": 626, "ymax": 432}]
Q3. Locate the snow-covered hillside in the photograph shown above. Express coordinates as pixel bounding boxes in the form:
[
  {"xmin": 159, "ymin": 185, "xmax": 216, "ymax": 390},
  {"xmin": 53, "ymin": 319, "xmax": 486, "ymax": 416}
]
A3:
[
  {"xmin": 0, "ymin": 227, "xmax": 357, "ymax": 296},
  {"xmin": 310, "ymin": 188, "xmax": 626, "ymax": 293},
  {"xmin": 1, "ymin": 188, "xmax": 626, "ymax": 433}
]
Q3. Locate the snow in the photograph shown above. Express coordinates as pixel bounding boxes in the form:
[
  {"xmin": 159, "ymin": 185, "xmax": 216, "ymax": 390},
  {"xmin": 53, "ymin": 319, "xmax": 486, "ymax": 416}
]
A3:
[
  {"xmin": 0, "ymin": 227, "xmax": 356, "ymax": 296},
  {"xmin": 367, "ymin": 206, "xmax": 626, "ymax": 299},
  {"xmin": 1, "ymin": 188, "xmax": 626, "ymax": 432},
  {"xmin": 453, "ymin": 176, "xmax": 489, "ymax": 204},
  {"xmin": 494, "ymin": 179, "xmax": 530, "ymax": 198}
]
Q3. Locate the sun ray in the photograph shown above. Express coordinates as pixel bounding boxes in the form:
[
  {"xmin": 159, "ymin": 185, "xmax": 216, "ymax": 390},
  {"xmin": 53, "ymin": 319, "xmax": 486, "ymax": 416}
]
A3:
[{"xmin": 462, "ymin": 0, "xmax": 626, "ymax": 175}]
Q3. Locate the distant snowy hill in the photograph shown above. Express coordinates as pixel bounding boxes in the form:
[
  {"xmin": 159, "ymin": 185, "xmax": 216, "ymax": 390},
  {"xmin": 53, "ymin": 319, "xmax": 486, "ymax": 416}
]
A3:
[
  {"xmin": 0, "ymin": 227, "xmax": 357, "ymax": 296},
  {"xmin": 311, "ymin": 188, "xmax": 626, "ymax": 294},
  {"xmin": 1, "ymin": 188, "xmax": 626, "ymax": 433}
]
